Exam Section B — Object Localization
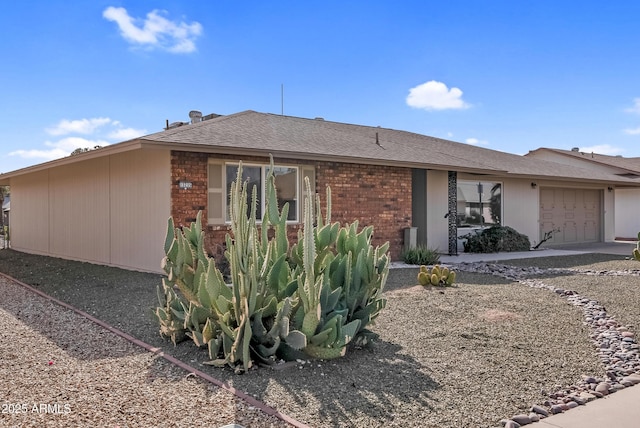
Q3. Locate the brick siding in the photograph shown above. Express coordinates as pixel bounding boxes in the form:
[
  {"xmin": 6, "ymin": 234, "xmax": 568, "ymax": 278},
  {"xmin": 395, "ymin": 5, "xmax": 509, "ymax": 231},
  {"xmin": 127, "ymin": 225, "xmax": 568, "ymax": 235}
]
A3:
[
  {"xmin": 316, "ymin": 162, "xmax": 412, "ymax": 260},
  {"xmin": 170, "ymin": 151, "xmax": 208, "ymax": 226},
  {"xmin": 170, "ymin": 151, "xmax": 412, "ymax": 262}
]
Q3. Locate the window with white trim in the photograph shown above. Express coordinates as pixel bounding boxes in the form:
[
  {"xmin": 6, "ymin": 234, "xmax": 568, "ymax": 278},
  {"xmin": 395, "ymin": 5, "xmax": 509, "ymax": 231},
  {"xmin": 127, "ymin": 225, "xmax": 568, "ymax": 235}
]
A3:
[
  {"xmin": 207, "ymin": 160, "xmax": 315, "ymax": 224},
  {"xmin": 457, "ymin": 180, "xmax": 502, "ymax": 227}
]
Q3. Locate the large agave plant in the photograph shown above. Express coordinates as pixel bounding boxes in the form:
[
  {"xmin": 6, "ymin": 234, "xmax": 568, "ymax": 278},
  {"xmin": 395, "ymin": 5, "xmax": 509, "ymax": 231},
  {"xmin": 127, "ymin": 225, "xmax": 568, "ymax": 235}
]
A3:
[{"xmin": 156, "ymin": 155, "xmax": 390, "ymax": 372}]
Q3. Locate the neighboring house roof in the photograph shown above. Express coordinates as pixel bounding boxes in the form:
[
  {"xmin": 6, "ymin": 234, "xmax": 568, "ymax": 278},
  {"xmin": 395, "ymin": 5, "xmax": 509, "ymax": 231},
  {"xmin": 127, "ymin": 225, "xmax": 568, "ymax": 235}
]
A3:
[
  {"xmin": 2, "ymin": 110, "xmax": 640, "ymax": 186},
  {"xmin": 527, "ymin": 148, "xmax": 640, "ymax": 177}
]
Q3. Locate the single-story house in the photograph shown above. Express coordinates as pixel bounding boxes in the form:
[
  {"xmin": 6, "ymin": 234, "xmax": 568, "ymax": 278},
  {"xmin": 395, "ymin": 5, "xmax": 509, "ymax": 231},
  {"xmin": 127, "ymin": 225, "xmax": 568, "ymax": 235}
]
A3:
[
  {"xmin": 526, "ymin": 147, "xmax": 640, "ymax": 241},
  {"xmin": 1, "ymin": 110, "xmax": 639, "ymax": 273}
]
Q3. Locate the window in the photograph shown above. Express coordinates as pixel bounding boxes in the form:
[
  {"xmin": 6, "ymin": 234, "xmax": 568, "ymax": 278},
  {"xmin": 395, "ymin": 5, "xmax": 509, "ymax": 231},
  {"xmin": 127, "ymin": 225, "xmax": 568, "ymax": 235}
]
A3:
[
  {"xmin": 268, "ymin": 166, "xmax": 298, "ymax": 221},
  {"xmin": 226, "ymin": 164, "xmax": 263, "ymax": 220},
  {"xmin": 457, "ymin": 181, "xmax": 501, "ymax": 227},
  {"xmin": 207, "ymin": 160, "xmax": 315, "ymax": 224}
]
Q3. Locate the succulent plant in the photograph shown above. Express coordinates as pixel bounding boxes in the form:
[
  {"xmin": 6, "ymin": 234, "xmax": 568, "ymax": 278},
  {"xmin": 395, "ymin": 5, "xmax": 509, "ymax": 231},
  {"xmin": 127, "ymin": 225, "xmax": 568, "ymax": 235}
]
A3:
[
  {"xmin": 633, "ymin": 232, "xmax": 640, "ymax": 261},
  {"xmin": 156, "ymin": 155, "xmax": 390, "ymax": 371},
  {"xmin": 418, "ymin": 264, "xmax": 456, "ymax": 287}
]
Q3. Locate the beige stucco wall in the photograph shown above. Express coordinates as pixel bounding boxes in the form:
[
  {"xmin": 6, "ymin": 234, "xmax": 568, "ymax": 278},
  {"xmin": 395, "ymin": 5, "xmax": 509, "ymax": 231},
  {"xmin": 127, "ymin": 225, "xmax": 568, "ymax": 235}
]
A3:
[
  {"xmin": 454, "ymin": 175, "xmax": 539, "ymax": 249},
  {"xmin": 501, "ymin": 178, "xmax": 540, "ymax": 243},
  {"xmin": 604, "ymin": 187, "xmax": 615, "ymax": 241},
  {"xmin": 425, "ymin": 172, "xmax": 543, "ymax": 252},
  {"xmin": 614, "ymin": 188, "xmax": 640, "ymax": 239},
  {"xmin": 456, "ymin": 175, "xmax": 613, "ymax": 247},
  {"xmin": 9, "ymin": 148, "xmax": 170, "ymax": 272},
  {"xmin": 526, "ymin": 151, "xmax": 624, "ymax": 241}
]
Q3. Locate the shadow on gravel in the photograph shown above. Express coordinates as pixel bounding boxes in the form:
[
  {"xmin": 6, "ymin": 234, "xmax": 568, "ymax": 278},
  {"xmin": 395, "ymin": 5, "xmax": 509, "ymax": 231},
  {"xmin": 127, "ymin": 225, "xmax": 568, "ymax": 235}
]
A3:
[{"xmin": 0, "ymin": 249, "xmax": 441, "ymax": 426}]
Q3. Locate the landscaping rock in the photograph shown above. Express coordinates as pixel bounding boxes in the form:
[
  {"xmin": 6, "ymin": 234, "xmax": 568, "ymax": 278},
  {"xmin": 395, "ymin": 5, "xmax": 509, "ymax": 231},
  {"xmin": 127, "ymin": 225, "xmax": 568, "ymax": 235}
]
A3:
[
  {"xmin": 530, "ymin": 405, "xmax": 549, "ymax": 417},
  {"xmin": 510, "ymin": 414, "xmax": 531, "ymax": 425}
]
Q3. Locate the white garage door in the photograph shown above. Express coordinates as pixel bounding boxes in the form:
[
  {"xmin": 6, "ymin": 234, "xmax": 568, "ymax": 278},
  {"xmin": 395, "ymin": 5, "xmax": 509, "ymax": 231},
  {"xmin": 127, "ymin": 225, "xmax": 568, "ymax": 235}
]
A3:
[{"xmin": 539, "ymin": 188, "xmax": 601, "ymax": 244}]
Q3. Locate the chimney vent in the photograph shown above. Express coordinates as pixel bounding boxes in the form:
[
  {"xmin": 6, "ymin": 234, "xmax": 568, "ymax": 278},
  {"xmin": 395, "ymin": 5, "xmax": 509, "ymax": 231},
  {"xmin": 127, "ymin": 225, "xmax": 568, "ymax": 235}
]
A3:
[{"xmin": 189, "ymin": 110, "xmax": 203, "ymax": 124}]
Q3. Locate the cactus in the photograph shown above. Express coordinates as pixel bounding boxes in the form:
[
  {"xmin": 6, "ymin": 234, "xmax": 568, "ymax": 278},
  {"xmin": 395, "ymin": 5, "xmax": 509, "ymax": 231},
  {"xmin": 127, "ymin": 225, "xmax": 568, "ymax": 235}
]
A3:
[
  {"xmin": 157, "ymin": 158, "xmax": 304, "ymax": 373},
  {"xmin": 633, "ymin": 232, "xmax": 640, "ymax": 261},
  {"xmin": 417, "ymin": 264, "xmax": 457, "ymax": 287},
  {"xmin": 417, "ymin": 270, "xmax": 430, "ymax": 286},
  {"xmin": 156, "ymin": 154, "xmax": 390, "ymax": 371}
]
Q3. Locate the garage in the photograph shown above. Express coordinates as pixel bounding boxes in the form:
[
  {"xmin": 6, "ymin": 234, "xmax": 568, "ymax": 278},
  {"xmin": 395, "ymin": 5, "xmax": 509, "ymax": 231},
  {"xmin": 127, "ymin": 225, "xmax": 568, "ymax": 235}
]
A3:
[{"xmin": 539, "ymin": 188, "xmax": 601, "ymax": 244}]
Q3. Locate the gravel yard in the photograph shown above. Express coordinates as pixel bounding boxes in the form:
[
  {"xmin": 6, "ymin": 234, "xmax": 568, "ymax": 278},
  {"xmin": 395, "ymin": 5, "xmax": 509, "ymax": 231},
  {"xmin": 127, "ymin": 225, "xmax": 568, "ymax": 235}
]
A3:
[{"xmin": 1, "ymin": 249, "xmax": 638, "ymax": 427}]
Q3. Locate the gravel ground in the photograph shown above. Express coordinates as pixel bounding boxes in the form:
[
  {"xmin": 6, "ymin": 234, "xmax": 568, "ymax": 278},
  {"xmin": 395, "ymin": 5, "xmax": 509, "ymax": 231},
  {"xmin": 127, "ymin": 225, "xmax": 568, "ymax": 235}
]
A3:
[
  {"xmin": 0, "ymin": 249, "xmax": 638, "ymax": 427},
  {"xmin": 0, "ymin": 275, "xmax": 288, "ymax": 428}
]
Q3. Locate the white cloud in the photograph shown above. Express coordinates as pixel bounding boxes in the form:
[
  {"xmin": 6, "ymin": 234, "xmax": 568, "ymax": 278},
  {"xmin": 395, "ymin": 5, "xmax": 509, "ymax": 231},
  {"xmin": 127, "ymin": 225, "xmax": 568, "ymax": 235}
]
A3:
[
  {"xmin": 108, "ymin": 127, "xmax": 147, "ymax": 140},
  {"xmin": 103, "ymin": 7, "xmax": 203, "ymax": 53},
  {"xmin": 46, "ymin": 117, "xmax": 112, "ymax": 136},
  {"xmin": 625, "ymin": 98, "xmax": 640, "ymax": 114},
  {"xmin": 9, "ymin": 116, "xmax": 145, "ymax": 162},
  {"xmin": 9, "ymin": 138, "xmax": 111, "ymax": 161},
  {"xmin": 406, "ymin": 80, "xmax": 470, "ymax": 111},
  {"xmin": 624, "ymin": 127, "xmax": 640, "ymax": 135},
  {"xmin": 465, "ymin": 137, "xmax": 489, "ymax": 146},
  {"xmin": 576, "ymin": 144, "xmax": 625, "ymax": 156}
]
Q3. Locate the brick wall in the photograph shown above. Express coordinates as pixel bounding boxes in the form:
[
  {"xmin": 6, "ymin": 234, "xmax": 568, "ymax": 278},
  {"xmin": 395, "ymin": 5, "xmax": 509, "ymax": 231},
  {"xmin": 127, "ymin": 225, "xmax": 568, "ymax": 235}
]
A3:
[
  {"xmin": 316, "ymin": 162, "xmax": 412, "ymax": 260},
  {"xmin": 170, "ymin": 151, "xmax": 412, "ymax": 262},
  {"xmin": 170, "ymin": 151, "xmax": 208, "ymax": 226}
]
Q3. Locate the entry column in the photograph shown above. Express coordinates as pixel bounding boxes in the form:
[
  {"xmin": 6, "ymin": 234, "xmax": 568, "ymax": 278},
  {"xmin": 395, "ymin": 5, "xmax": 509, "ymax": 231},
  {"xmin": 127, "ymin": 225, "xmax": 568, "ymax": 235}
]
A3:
[{"xmin": 448, "ymin": 171, "xmax": 458, "ymax": 255}]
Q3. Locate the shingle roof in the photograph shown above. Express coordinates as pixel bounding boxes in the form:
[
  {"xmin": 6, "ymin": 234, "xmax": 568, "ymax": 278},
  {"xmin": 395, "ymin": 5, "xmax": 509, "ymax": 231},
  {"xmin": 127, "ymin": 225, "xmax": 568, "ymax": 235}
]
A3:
[
  {"xmin": 142, "ymin": 110, "xmax": 504, "ymax": 173},
  {"xmin": 2, "ymin": 110, "xmax": 639, "ymax": 186},
  {"xmin": 141, "ymin": 110, "xmax": 640, "ymax": 185},
  {"xmin": 527, "ymin": 148, "xmax": 640, "ymax": 175}
]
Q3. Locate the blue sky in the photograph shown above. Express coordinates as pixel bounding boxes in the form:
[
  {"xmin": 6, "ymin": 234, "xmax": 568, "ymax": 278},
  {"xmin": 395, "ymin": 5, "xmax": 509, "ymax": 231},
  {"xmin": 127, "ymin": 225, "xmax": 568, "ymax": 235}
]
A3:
[{"xmin": 3, "ymin": 1, "xmax": 640, "ymax": 174}]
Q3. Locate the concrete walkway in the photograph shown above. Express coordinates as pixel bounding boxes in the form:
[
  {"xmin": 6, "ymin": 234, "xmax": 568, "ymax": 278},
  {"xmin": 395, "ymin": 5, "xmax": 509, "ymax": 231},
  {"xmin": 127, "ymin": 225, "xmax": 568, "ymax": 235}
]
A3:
[
  {"xmin": 438, "ymin": 241, "xmax": 637, "ymax": 264},
  {"xmin": 536, "ymin": 382, "xmax": 640, "ymax": 428},
  {"xmin": 439, "ymin": 241, "xmax": 640, "ymax": 428}
]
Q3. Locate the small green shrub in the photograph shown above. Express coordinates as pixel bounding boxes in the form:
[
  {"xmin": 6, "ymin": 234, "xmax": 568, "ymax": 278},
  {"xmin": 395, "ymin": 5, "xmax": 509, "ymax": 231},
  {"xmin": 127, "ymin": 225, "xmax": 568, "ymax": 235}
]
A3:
[
  {"xmin": 462, "ymin": 226, "xmax": 530, "ymax": 253},
  {"xmin": 401, "ymin": 245, "xmax": 440, "ymax": 265}
]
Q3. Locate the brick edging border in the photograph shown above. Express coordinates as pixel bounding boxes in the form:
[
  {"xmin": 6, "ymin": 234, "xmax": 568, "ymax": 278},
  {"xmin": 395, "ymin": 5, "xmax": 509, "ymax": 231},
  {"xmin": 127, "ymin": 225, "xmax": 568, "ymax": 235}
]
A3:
[{"xmin": 0, "ymin": 272, "xmax": 311, "ymax": 428}]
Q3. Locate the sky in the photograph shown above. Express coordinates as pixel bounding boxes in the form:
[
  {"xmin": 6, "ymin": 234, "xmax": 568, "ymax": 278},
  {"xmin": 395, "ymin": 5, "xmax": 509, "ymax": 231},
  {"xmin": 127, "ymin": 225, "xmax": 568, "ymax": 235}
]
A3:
[{"xmin": 3, "ymin": 1, "xmax": 640, "ymax": 173}]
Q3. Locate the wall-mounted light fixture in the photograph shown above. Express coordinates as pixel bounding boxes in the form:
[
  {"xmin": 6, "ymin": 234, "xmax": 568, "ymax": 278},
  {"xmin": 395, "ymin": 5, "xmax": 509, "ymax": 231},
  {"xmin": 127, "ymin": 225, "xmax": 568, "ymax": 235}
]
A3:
[
  {"xmin": 608, "ymin": 186, "xmax": 613, "ymax": 192},
  {"xmin": 531, "ymin": 182, "xmax": 537, "ymax": 189}
]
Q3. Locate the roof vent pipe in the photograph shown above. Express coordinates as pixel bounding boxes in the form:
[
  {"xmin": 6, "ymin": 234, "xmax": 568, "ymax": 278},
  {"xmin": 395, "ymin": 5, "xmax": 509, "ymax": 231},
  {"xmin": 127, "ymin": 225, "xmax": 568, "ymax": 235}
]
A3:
[
  {"xmin": 571, "ymin": 147, "xmax": 579, "ymax": 152},
  {"xmin": 189, "ymin": 110, "xmax": 203, "ymax": 124}
]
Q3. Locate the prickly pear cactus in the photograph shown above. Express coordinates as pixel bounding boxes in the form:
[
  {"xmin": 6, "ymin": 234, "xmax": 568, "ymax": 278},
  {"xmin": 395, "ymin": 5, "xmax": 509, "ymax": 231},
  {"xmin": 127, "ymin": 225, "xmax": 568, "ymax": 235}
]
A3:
[{"xmin": 418, "ymin": 265, "xmax": 456, "ymax": 287}]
